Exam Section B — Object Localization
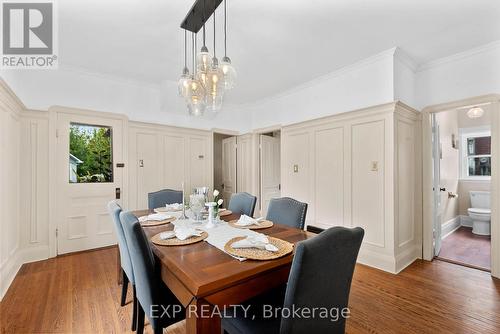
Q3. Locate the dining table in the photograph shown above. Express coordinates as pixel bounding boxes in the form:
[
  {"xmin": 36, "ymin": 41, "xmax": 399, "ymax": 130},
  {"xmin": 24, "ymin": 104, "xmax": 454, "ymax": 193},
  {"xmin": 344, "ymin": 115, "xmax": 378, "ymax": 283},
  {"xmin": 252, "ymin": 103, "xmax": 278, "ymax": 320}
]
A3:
[{"xmin": 120, "ymin": 209, "xmax": 314, "ymax": 334}]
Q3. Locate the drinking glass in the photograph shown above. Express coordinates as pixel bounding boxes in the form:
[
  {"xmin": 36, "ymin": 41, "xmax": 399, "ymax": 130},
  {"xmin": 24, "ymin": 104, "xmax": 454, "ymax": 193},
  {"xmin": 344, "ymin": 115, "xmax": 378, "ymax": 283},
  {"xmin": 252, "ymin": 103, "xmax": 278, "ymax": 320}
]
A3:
[{"xmin": 189, "ymin": 194, "xmax": 205, "ymax": 221}]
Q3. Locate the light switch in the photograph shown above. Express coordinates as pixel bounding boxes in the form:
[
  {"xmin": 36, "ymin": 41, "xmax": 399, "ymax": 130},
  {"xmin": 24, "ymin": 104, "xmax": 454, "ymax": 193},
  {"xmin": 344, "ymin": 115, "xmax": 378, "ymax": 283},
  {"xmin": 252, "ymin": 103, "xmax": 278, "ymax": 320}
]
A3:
[
  {"xmin": 293, "ymin": 164, "xmax": 299, "ymax": 173},
  {"xmin": 371, "ymin": 161, "xmax": 378, "ymax": 171},
  {"xmin": 139, "ymin": 159, "xmax": 144, "ymax": 167}
]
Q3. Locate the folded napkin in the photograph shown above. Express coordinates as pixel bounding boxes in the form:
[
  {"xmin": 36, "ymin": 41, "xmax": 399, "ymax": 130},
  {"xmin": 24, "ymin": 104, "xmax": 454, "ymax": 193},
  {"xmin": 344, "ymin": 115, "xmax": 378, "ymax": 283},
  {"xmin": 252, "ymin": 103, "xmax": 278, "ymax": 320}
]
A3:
[
  {"xmin": 231, "ymin": 234, "xmax": 279, "ymax": 252},
  {"xmin": 139, "ymin": 213, "xmax": 172, "ymax": 222},
  {"xmin": 160, "ymin": 226, "xmax": 202, "ymax": 241},
  {"xmin": 234, "ymin": 215, "xmax": 263, "ymax": 226},
  {"xmin": 165, "ymin": 203, "xmax": 183, "ymax": 210}
]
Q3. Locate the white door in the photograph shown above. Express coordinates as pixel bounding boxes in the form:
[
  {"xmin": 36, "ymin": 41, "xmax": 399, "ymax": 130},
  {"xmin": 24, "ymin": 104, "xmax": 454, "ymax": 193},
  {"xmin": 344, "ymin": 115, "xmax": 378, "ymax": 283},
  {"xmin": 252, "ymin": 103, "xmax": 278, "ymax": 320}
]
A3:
[
  {"xmin": 432, "ymin": 114, "xmax": 443, "ymax": 256},
  {"xmin": 56, "ymin": 112, "xmax": 125, "ymax": 254},
  {"xmin": 260, "ymin": 135, "xmax": 281, "ymax": 216},
  {"xmin": 222, "ymin": 136, "xmax": 237, "ymax": 205}
]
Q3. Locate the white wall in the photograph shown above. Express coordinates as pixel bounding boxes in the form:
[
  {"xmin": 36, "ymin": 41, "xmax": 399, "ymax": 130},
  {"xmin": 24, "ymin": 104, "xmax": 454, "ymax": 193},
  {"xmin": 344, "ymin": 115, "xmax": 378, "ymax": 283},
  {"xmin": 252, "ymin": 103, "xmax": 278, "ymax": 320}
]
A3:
[
  {"xmin": 0, "ymin": 67, "xmax": 253, "ymax": 133},
  {"xmin": 415, "ymin": 41, "xmax": 500, "ymax": 109},
  {"xmin": 245, "ymin": 49, "xmax": 396, "ymax": 129}
]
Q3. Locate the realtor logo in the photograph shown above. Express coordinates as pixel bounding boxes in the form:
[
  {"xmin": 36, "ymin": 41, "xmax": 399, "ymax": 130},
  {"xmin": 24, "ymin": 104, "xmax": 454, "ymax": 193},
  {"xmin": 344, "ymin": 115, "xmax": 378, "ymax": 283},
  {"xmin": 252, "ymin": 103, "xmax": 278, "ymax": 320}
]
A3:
[{"xmin": 1, "ymin": 0, "xmax": 58, "ymax": 69}]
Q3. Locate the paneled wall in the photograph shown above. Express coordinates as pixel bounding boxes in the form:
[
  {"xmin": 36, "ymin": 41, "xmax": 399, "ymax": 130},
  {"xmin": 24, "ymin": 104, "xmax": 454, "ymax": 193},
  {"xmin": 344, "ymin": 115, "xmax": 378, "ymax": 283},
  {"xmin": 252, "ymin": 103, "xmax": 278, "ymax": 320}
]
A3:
[
  {"xmin": 128, "ymin": 122, "xmax": 213, "ymax": 210},
  {"xmin": 282, "ymin": 102, "xmax": 422, "ymax": 273},
  {"xmin": 0, "ymin": 82, "xmax": 51, "ymax": 299}
]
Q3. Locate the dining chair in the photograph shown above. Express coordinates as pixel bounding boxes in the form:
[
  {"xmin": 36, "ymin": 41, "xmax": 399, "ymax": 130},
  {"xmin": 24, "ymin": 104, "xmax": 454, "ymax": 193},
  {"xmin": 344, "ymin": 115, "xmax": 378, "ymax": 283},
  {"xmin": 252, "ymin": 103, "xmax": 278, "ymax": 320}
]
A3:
[
  {"xmin": 147, "ymin": 189, "xmax": 183, "ymax": 210},
  {"xmin": 221, "ymin": 226, "xmax": 365, "ymax": 334},
  {"xmin": 228, "ymin": 192, "xmax": 257, "ymax": 217},
  {"xmin": 107, "ymin": 201, "xmax": 137, "ymax": 331},
  {"xmin": 120, "ymin": 211, "xmax": 185, "ymax": 334},
  {"xmin": 266, "ymin": 197, "xmax": 308, "ymax": 229}
]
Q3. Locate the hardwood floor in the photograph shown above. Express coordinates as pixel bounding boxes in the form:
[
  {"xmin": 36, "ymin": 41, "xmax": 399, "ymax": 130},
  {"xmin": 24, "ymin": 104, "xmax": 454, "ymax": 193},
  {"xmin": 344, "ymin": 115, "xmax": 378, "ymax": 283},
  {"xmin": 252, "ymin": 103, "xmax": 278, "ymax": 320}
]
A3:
[
  {"xmin": 437, "ymin": 226, "xmax": 491, "ymax": 271},
  {"xmin": 1, "ymin": 247, "xmax": 499, "ymax": 333}
]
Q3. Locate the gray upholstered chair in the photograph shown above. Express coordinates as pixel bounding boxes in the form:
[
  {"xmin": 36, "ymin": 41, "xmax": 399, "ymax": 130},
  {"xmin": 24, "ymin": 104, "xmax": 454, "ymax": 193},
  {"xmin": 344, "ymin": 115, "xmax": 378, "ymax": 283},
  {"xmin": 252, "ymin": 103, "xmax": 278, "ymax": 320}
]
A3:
[
  {"xmin": 107, "ymin": 201, "xmax": 137, "ymax": 331},
  {"xmin": 266, "ymin": 197, "xmax": 308, "ymax": 229},
  {"xmin": 222, "ymin": 226, "xmax": 364, "ymax": 334},
  {"xmin": 120, "ymin": 211, "xmax": 185, "ymax": 334},
  {"xmin": 228, "ymin": 192, "xmax": 257, "ymax": 217},
  {"xmin": 147, "ymin": 189, "xmax": 183, "ymax": 210}
]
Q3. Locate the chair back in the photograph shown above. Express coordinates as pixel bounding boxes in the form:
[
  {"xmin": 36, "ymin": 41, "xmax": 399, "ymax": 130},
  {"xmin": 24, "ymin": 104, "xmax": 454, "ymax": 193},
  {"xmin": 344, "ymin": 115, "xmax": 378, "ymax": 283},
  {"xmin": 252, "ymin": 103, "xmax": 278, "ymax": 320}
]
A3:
[
  {"xmin": 148, "ymin": 189, "xmax": 183, "ymax": 210},
  {"xmin": 120, "ymin": 211, "xmax": 163, "ymax": 318},
  {"xmin": 228, "ymin": 192, "xmax": 257, "ymax": 217},
  {"xmin": 107, "ymin": 201, "xmax": 134, "ymax": 284},
  {"xmin": 266, "ymin": 197, "xmax": 308, "ymax": 229},
  {"xmin": 280, "ymin": 227, "xmax": 364, "ymax": 334}
]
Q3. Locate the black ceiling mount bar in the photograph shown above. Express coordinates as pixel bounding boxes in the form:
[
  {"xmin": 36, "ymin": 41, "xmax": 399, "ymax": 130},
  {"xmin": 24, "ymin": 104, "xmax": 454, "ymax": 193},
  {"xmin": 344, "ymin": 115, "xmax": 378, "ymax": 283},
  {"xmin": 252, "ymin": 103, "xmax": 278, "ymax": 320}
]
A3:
[{"xmin": 181, "ymin": 0, "xmax": 223, "ymax": 33}]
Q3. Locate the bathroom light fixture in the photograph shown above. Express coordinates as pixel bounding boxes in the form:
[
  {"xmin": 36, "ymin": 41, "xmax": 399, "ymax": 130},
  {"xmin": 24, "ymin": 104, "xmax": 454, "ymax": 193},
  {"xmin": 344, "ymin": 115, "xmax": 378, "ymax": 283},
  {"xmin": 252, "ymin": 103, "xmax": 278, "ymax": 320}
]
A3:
[
  {"xmin": 178, "ymin": 0, "xmax": 236, "ymax": 116},
  {"xmin": 467, "ymin": 106, "xmax": 484, "ymax": 119}
]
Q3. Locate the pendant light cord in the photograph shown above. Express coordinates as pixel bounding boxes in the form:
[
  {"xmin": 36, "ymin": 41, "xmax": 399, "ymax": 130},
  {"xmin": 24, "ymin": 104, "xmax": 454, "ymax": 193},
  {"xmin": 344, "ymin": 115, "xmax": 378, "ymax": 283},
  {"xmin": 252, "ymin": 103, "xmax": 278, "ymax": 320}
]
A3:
[
  {"xmin": 202, "ymin": 0, "xmax": 206, "ymax": 47},
  {"xmin": 213, "ymin": 3, "xmax": 216, "ymax": 58},
  {"xmin": 192, "ymin": 32, "xmax": 196, "ymax": 75},
  {"xmin": 184, "ymin": 30, "xmax": 187, "ymax": 68},
  {"xmin": 224, "ymin": 0, "xmax": 227, "ymax": 57}
]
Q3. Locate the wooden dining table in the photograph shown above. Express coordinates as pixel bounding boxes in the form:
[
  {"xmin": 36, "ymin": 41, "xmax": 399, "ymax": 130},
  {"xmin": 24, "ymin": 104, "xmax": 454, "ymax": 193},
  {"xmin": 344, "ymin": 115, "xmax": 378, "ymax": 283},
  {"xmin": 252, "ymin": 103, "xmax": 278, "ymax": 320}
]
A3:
[{"xmin": 124, "ymin": 209, "xmax": 314, "ymax": 334}]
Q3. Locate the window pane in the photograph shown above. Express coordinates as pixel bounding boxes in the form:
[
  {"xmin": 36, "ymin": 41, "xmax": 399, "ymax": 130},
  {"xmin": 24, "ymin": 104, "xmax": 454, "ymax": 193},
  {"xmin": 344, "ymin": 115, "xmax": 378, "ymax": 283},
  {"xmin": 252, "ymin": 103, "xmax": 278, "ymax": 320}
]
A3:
[
  {"xmin": 69, "ymin": 123, "xmax": 113, "ymax": 183},
  {"xmin": 468, "ymin": 157, "xmax": 491, "ymax": 176},
  {"xmin": 467, "ymin": 136, "xmax": 491, "ymax": 155}
]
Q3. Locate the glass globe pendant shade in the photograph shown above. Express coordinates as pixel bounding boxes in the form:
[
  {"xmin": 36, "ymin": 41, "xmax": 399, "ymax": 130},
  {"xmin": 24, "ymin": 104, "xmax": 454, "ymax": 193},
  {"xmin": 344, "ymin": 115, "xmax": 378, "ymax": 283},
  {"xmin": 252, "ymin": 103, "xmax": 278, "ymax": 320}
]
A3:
[
  {"xmin": 178, "ymin": 67, "xmax": 190, "ymax": 97},
  {"xmin": 220, "ymin": 56, "xmax": 236, "ymax": 90},
  {"xmin": 205, "ymin": 58, "xmax": 225, "ymax": 111},
  {"xmin": 185, "ymin": 76, "xmax": 206, "ymax": 116},
  {"xmin": 197, "ymin": 46, "xmax": 211, "ymax": 74}
]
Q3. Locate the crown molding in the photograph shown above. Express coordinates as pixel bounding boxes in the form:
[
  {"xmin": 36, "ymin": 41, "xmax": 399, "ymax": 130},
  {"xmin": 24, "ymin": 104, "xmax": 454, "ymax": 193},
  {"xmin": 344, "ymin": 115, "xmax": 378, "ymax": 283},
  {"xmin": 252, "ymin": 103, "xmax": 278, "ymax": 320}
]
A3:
[
  {"xmin": 237, "ymin": 47, "xmax": 397, "ymax": 109},
  {"xmin": 58, "ymin": 63, "xmax": 161, "ymax": 90},
  {"xmin": 394, "ymin": 47, "xmax": 418, "ymax": 72},
  {"xmin": 417, "ymin": 40, "xmax": 500, "ymax": 72}
]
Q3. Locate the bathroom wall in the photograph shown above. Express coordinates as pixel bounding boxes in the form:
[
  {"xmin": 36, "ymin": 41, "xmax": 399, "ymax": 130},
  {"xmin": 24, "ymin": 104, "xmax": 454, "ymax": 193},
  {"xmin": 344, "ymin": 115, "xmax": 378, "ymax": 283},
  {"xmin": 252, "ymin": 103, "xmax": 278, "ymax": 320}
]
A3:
[
  {"xmin": 457, "ymin": 105, "xmax": 492, "ymax": 215},
  {"xmin": 436, "ymin": 110, "xmax": 460, "ymax": 225}
]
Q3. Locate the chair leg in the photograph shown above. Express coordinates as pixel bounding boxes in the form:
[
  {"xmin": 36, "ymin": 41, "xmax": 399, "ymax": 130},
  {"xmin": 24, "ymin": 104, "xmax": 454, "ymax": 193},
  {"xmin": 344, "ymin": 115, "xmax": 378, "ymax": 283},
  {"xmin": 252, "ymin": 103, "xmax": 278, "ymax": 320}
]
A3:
[
  {"xmin": 131, "ymin": 285, "xmax": 137, "ymax": 331},
  {"xmin": 153, "ymin": 324, "xmax": 163, "ymax": 334},
  {"xmin": 137, "ymin": 303, "xmax": 145, "ymax": 334},
  {"xmin": 120, "ymin": 270, "xmax": 129, "ymax": 307}
]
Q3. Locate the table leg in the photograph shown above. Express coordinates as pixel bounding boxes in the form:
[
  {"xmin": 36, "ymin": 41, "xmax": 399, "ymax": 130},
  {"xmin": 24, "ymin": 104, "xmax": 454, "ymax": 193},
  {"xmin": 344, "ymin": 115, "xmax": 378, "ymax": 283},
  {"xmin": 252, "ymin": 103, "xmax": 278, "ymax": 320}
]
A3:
[{"xmin": 186, "ymin": 298, "xmax": 221, "ymax": 334}]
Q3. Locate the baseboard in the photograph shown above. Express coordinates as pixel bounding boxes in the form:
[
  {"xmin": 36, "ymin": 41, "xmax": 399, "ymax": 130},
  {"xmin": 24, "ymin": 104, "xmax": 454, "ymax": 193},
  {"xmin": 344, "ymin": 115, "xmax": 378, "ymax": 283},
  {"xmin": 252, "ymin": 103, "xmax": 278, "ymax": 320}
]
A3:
[
  {"xmin": 395, "ymin": 245, "xmax": 421, "ymax": 274},
  {"xmin": 357, "ymin": 247, "xmax": 398, "ymax": 274},
  {"xmin": 0, "ymin": 245, "xmax": 49, "ymax": 301},
  {"xmin": 442, "ymin": 217, "xmax": 461, "ymax": 239},
  {"xmin": 460, "ymin": 215, "xmax": 473, "ymax": 228}
]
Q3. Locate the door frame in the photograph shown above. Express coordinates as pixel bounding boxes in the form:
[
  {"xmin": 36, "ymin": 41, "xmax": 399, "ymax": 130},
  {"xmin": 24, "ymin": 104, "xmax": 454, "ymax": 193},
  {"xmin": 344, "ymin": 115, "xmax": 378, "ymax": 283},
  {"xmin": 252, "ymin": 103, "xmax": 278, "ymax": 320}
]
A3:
[
  {"xmin": 48, "ymin": 106, "xmax": 129, "ymax": 257},
  {"xmin": 422, "ymin": 94, "xmax": 500, "ymax": 278}
]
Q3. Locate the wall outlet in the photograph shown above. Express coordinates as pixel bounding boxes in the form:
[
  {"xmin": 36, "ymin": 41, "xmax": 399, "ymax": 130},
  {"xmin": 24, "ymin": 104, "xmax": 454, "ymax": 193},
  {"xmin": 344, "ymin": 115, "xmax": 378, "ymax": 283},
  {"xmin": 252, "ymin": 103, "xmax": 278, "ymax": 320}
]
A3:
[
  {"xmin": 371, "ymin": 161, "xmax": 378, "ymax": 171},
  {"xmin": 293, "ymin": 164, "xmax": 299, "ymax": 173}
]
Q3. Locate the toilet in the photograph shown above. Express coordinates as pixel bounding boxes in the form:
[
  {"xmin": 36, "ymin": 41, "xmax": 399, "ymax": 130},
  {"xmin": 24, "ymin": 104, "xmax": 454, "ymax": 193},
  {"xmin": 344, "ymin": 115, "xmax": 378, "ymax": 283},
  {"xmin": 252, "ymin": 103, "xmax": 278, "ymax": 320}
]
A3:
[{"xmin": 467, "ymin": 191, "xmax": 491, "ymax": 236}]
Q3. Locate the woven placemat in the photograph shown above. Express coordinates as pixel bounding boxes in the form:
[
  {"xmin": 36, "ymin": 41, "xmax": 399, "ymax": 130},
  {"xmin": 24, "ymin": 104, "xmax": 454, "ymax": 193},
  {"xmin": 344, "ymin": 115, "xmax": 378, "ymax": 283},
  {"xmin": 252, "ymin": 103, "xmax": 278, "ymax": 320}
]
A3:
[
  {"xmin": 151, "ymin": 231, "xmax": 208, "ymax": 246},
  {"xmin": 228, "ymin": 219, "xmax": 273, "ymax": 230},
  {"xmin": 219, "ymin": 210, "xmax": 232, "ymax": 217},
  {"xmin": 224, "ymin": 236, "xmax": 293, "ymax": 260},
  {"xmin": 140, "ymin": 216, "xmax": 176, "ymax": 227}
]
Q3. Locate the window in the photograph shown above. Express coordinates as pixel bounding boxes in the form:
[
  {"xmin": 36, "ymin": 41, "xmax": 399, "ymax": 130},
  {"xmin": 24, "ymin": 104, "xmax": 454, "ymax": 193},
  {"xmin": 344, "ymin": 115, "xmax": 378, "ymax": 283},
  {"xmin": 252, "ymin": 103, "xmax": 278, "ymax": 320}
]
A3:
[
  {"xmin": 460, "ymin": 128, "xmax": 491, "ymax": 180},
  {"xmin": 69, "ymin": 123, "xmax": 113, "ymax": 183}
]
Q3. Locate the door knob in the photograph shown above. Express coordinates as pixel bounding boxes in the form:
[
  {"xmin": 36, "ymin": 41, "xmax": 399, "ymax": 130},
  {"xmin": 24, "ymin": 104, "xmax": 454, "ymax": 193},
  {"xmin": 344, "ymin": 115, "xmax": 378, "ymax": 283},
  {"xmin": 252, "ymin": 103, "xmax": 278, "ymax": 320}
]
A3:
[{"xmin": 439, "ymin": 187, "xmax": 446, "ymax": 192}]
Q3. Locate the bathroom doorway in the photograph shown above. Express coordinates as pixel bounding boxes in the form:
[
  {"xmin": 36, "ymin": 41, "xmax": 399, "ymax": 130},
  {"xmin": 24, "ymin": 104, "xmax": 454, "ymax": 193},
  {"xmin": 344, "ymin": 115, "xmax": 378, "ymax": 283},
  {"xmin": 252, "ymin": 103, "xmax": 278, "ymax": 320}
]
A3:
[{"xmin": 430, "ymin": 103, "xmax": 494, "ymax": 271}]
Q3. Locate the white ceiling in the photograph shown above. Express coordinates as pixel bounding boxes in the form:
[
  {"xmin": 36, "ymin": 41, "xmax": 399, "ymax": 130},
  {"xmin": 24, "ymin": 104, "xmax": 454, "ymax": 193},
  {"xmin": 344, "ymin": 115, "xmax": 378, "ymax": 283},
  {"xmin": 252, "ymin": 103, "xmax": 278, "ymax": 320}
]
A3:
[{"xmin": 59, "ymin": 0, "xmax": 500, "ymax": 104}]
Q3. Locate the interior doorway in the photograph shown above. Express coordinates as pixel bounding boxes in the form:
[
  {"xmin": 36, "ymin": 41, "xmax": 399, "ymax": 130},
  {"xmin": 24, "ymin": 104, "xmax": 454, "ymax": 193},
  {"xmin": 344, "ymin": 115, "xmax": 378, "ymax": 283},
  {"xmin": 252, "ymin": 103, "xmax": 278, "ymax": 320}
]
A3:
[
  {"xmin": 431, "ymin": 103, "xmax": 493, "ymax": 271},
  {"xmin": 213, "ymin": 133, "xmax": 236, "ymax": 206},
  {"xmin": 259, "ymin": 131, "xmax": 281, "ymax": 217}
]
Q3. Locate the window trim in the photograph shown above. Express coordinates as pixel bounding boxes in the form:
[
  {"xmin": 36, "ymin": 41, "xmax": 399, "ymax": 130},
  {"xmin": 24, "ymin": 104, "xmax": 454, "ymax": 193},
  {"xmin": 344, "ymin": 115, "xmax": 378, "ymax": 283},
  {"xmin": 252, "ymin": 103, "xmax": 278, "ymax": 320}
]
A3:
[{"xmin": 459, "ymin": 126, "xmax": 491, "ymax": 181}]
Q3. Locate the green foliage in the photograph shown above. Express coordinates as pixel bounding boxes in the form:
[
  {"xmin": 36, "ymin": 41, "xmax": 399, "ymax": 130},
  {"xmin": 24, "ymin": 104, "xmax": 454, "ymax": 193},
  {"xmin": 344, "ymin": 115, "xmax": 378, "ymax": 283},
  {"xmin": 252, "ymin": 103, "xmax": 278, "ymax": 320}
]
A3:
[{"xmin": 70, "ymin": 125, "xmax": 113, "ymax": 183}]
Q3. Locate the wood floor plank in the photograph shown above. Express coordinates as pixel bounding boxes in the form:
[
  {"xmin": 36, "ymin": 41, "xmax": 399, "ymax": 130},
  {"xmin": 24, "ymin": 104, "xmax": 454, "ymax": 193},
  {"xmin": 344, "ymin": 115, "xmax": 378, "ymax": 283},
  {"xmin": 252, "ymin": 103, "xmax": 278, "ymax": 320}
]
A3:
[{"xmin": 1, "ymin": 248, "xmax": 499, "ymax": 334}]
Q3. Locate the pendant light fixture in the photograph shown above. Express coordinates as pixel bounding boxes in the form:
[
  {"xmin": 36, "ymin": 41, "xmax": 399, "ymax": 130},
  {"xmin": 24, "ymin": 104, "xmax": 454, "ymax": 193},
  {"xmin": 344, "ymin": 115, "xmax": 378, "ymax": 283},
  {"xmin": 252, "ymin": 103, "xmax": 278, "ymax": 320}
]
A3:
[
  {"xmin": 178, "ymin": 30, "xmax": 190, "ymax": 97},
  {"xmin": 178, "ymin": 0, "xmax": 237, "ymax": 116},
  {"xmin": 220, "ymin": 0, "xmax": 236, "ymax": 90},
  {"xmin": 196, "ymin": 0, "xmax": 211, "ymax": 84},
  {"xmin": 206, "ymin": 4, "xmax": 224, "ymax": 111},
  {"xmin": 186, "ymin": 32, "xmax": 206, "ymax": 116}
]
